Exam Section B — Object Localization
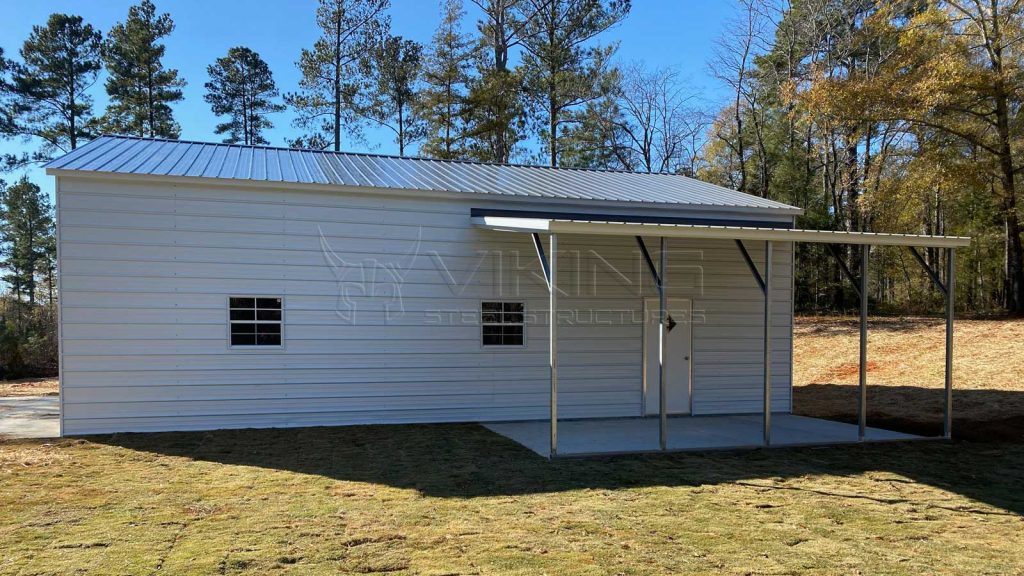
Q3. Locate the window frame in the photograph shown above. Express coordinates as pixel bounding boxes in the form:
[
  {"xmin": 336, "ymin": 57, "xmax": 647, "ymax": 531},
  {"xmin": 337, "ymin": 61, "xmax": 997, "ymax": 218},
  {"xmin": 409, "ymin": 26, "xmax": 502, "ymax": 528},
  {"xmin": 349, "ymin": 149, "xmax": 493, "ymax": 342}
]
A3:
[
  {"xmin": 227, "ymin": 295, "xmax": 285, "ymax": 350},
  {"xmin": 480, "ymin": 300, "xmax": 527, "ymax": 348}
]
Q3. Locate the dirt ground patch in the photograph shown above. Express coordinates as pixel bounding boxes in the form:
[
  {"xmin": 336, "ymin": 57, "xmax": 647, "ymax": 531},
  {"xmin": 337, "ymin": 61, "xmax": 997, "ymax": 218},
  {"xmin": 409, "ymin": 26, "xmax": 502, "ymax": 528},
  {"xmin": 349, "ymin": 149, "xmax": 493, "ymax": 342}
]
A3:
[
  {"xmin": 793, "ymin": 316, "xmax": 1024, "ymax": 441},
  {"xmin": 0, "ymin": 377, "xmax": 58, "ymax": 397}
]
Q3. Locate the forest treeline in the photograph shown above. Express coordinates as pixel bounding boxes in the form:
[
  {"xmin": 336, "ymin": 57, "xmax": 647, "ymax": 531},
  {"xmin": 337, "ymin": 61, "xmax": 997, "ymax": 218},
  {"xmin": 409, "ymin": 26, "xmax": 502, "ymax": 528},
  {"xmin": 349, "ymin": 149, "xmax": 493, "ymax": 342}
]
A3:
[{"xmin": 1, "ymin": 0, "xmax": 1022, "ymax": 376}]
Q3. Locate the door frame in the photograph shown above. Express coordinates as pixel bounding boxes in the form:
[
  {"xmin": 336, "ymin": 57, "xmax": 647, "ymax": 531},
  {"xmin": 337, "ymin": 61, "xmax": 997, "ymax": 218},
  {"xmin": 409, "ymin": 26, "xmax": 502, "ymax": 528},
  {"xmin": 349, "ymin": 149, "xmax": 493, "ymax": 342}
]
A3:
[{"xmin": 641, "ymin": 297, "xmax": 693, "ymax": 416}]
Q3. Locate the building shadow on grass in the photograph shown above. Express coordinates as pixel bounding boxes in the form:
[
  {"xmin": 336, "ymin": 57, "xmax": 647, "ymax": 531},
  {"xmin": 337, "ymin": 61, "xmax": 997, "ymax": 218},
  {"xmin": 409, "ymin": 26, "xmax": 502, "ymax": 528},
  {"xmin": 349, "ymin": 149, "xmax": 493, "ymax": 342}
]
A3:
[
  {"xmin": 793, "ymin": 383, "xmax": 1024, "ymax": 443},
  {"xmin": 88, "ymin": 392, "xmax": 1024, "ymax": 516},
  {"xmin": 795, "ymin": 317, "xmax": 946, "ymax": 336}
]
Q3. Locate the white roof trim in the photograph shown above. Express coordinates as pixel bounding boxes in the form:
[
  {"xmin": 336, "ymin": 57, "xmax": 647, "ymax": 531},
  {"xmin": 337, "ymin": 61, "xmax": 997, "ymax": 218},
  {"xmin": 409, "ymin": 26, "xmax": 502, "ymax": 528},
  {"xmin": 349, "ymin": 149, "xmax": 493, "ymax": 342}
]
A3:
[{"xmin": 472, "ymin": 216, "xmax": 972, "ymax": 248}]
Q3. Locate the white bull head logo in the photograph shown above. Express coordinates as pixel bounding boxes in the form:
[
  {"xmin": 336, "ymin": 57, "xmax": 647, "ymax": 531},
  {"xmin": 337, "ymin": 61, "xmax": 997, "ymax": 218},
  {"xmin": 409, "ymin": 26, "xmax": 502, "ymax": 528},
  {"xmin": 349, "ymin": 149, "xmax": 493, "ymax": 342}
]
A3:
[{"xmin": 319, "ymin": 226, "xmax": 422, "ymax": 323}]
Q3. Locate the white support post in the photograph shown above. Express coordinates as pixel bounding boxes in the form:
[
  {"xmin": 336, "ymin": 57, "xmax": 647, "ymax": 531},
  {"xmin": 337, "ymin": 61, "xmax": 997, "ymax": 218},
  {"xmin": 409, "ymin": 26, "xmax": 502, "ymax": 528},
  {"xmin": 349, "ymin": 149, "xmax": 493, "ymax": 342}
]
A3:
[
  {"xmin": 944, "ymin": 248, "xmax": 955, "ymax": 439},
  {"xmin": 859, "ymin": 245, "xmax": 869, "ymax": 441},
  {"xmin": 549, "ymin": 234, "xmax": 558, "ymax": 457},
  {"xmin": 763, "ymin": 241, "xmax": 773, "ymax": 446},
  {"xmin": 659, "ymin": 237, "xmax": 668, "ymax": 451}
]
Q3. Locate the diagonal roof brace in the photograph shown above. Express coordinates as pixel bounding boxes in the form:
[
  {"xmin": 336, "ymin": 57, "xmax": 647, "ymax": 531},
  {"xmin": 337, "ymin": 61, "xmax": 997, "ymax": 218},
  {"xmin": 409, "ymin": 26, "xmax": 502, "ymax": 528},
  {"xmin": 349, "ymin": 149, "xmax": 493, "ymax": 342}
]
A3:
[
  {"xmin": 735, "ymin": 240, "xmax": 766, "ymax": 294},
  {"xmin": 908, "ymin": 246, "xmax": 948, "ymax": 295},
  {"xmin": 532, "ymin": 233, "xmax": 552, "ymax": 292},
  {"xmin": 826, "ymin": 244, "xmax": 863, "ymax": 299},
  {"xmin": 635, "ymin": 236, "xmax": 662, "ymax": 294}
]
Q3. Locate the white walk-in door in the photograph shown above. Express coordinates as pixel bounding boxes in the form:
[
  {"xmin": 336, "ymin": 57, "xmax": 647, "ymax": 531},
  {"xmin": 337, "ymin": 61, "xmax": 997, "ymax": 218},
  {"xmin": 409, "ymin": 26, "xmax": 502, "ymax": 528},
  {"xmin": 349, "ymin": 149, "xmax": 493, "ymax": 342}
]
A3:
[{"xmin": 643, "ymin": 298, "xmax": 692, "ymax": 415}]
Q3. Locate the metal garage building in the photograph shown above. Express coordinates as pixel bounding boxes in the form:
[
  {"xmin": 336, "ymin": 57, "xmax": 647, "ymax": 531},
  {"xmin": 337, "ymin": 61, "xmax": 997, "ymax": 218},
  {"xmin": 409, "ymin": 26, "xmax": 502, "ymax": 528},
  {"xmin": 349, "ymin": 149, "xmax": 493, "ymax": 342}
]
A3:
[{"xmin": 46, "ymin": 135, "xmax": 969, "ymax": 456}]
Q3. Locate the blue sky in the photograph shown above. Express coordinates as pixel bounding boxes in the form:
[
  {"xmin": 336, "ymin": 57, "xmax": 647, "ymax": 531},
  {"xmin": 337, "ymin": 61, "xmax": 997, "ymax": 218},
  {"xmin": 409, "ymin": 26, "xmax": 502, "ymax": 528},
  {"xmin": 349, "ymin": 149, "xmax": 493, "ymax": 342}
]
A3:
[{"xmin": 0, "ymin": 0, "xmax": 736, "ymax": 199}]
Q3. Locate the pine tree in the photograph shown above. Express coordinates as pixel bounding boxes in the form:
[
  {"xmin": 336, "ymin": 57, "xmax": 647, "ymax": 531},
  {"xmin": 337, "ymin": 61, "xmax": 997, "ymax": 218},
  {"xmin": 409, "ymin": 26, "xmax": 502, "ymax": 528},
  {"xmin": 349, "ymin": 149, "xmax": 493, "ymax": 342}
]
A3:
[
  {"xmin": 3, "ymin": 14, "xmax": 102, "ymax": 169},
  {"xmin": 0, "ymin": 177, "xmax": 54, "ymax": 305},
  {"xmin": 101, "ymin": 0, "xmax": 185, "ymax": 138},
  {"xmin": 465, "ymin": 0, "xmax": 530, "ymax": 163},
  {"xmin": 286, "ymin": 0, "xmax": 390, "ymax": 152},
  {"xmin": 519, "ymin": 0, "xmax": 630, "ymax": 167},
  {"xmin": 463, "ymin": 67, "xmax": 526, "ymax": 163},
  {"xmin": 0, "ymin": 48, "xmax": 12, "ymax": 137},
  {"xmin": 204, "ymin": 47, "xmax": 284, "ymax": 145},
  {"xmin": 417, "ymin": 0, "xmax": 474, "ymax": 159},
  {"xmin": 287, "ymin": 133, "xmax": 332, "ymax": 151},
  {"xmin": 358, "ymin": 35, "xmax": 425, "ymax": 156}
]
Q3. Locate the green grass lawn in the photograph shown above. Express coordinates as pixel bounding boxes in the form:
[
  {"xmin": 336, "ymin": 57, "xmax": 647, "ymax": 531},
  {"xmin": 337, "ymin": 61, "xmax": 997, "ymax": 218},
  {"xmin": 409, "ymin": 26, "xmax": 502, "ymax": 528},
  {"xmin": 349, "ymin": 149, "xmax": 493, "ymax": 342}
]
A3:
[{"xmin": 2, "ymin": 424, "xmax": 1023, "ymax": 575}]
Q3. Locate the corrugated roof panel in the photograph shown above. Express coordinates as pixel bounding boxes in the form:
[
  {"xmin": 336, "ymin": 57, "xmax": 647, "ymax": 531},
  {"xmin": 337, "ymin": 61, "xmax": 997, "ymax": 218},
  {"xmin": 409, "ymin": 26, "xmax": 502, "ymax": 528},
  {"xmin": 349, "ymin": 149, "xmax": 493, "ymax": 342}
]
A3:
[
  {"xmin": 366, "ymin": 155, "xmax": 406, "ymax": 187},
  {"xmin": 379, "ymin": 155, "xmax": 438, "ymax": 191},
  {"xmin": 492, "ymin": 164, "xmax": 549, "ymax": 198},
  {"xmin": 524, "ymin": 165, "xmax": 576, "ymax": 199},
  {"xmin": 48, "ymin": 137, "xmax": 115, "ymax": 169},
  {"xmin": 151, "ymin": 140, "xmax": 190, "ymax": 174},
  {"xmin": 101, "ymin": 138, "xmax": 149, "ymax": 173},
  {"xmin": 235, "ymin": 146, "xmax": 255, "ymax": 180},
  {"xmin": 421, "ymin": 158, "xmax": 476, "ymax": 192},
  {"xmin": 314, "ymin": 153, "xmax": 346, "ymax": 185},
  {"xmin": 45, "ymin": 135, "xmax": 802, "ymax": 213},
  {"xmin": 550, "ymin": 165, "xmax": 610, "ymax": 200},
  {"xmin": 338, "ymin": 154, "xmax": 370, "ymax": 186},
  {"xmin": 116, "ymin": 140, "xmax": 162, "ymax": 174},
  {"xmin": 134, "ymin": 140, "xmax": 174, "ymax": 174},
  {"xmin": 278, "ymin": 148, "xmax": 298, "ymax": 182},
  {"xmin": 293, "ymin": 151, "xmax": 316, "ymax": 183},
  {"xmin": 200, "ymin": 144, "xmax": 229, "ymax": 178},
  {"xmin": 217, "ymin": 146, "xmax": 241, "ymax": 179},
  {"xmin": 81, "ymin": 137, "xmax": 138, "ymax": 172},
  {"xmin": 184, "ymin": 144, "xmax": 217, "ymax": 177},
  {"xmin": 457, "ymin": 161, "xmax": 505, "ymax": 194},
  {"xmin": 167, "ymin": 142, "xmax": 204, "ymax": 176},
  {"xmin": 264, "ymin": 148, "xmax": 282, "ymax": 181},
  {"xmin": 250, "ymin": 148, "xmax": 267, "ymax": 181}
]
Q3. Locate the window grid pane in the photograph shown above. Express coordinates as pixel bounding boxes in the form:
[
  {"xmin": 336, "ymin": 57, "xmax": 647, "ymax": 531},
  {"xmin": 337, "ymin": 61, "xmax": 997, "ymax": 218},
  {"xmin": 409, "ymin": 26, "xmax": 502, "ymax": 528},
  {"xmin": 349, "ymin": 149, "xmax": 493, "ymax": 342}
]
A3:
[
  {"xmin": 230, "ymin": 296, "xmax": 282, "ymax": 347},
  {"xmin": 481, "ymin": 301, "xmax": 525, "ymax": 347}
]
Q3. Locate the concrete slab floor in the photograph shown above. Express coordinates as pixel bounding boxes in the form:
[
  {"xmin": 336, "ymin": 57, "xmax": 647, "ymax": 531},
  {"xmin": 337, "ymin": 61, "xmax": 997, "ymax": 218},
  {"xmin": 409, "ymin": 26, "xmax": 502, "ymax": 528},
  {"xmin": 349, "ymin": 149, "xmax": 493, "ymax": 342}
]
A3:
[
  {"xmin": 0, "ymin": 396, "xmax": 60, "ymax": 439},
  {"xmin": 485, "ymin": 413, "xmax": 923, "ymax": 457}
]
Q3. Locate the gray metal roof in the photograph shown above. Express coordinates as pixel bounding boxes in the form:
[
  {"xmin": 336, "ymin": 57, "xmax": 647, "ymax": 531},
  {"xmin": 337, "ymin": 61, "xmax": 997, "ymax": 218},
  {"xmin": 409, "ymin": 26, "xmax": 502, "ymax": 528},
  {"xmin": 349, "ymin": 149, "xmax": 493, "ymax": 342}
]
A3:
[{"xmin": 46, "ymin": 135, "xmax": 802, "ymax": 213}]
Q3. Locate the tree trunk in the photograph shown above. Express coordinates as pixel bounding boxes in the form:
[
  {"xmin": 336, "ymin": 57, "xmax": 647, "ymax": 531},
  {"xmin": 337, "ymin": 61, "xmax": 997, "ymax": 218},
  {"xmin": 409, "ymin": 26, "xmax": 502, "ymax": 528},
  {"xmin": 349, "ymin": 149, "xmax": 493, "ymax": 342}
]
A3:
[
  {"xmin": 993, "ymin": 64, "xmax": 1024, "ymax": 311},
  {"xmin": 549, "ymin": 93, "xmax": 557, "ymax": 167},
  {"xmin": 1000, "ymin": 169, "xmax": 1024, "ymax": 312},
  {"xmin": 398, "ymin": 104, "xmax": 405, "ymax": 156},
  {"xmin": 734, "ymin": 96, "xmax": 746, "ymax": 193},
  {"xmin": 69, "ymin": 62, "xmax": 77, "ymax": 149},
  {"xmin": 333, "ymin": 15, "xmax": 343, "ymax": 152},
  {"xmin": 491, "ymin": 6, "xmax": 509, "ymax": 163},
  {"xmin": 147, "ymin": 64, "xmax": 155, "ymax": 137},
  {"xmin": 445, "ymin": 84, "xmax": 453, "ymax": 156}
]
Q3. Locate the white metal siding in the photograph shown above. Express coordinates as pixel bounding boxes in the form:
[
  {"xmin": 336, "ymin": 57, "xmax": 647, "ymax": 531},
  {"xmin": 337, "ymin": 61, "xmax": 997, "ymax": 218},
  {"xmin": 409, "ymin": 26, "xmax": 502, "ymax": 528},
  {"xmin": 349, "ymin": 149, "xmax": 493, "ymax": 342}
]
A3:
[{"xmin": 57, "ymin": 177, "xmax": 793, "ymax": 434}]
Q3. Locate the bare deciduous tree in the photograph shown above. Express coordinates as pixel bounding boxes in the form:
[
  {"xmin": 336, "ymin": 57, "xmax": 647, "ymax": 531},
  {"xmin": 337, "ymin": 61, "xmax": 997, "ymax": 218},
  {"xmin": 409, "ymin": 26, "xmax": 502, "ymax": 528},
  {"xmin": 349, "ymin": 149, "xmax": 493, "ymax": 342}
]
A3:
[{"xmin": 601, "ymin": 64, "xmax": 708, "ymax": 174}]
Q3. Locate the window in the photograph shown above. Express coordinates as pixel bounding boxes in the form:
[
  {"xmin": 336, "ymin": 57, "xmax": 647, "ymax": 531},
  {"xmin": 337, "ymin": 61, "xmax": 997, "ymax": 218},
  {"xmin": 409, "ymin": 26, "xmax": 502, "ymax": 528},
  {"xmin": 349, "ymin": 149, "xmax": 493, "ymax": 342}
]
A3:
[
  {"xmin": 229, "ymin": 297, "xmax": 282, "ymax": 347},
  {"xmin": 481, "ymin": 301, "xmax": 525, "ymax": 346}
]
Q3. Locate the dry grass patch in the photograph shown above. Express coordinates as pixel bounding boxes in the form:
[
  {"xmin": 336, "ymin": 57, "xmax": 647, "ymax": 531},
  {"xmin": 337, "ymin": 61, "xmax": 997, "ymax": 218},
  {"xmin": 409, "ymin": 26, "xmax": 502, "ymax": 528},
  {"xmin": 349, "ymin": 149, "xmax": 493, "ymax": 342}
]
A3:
[
  {"xmin": 1, "ymin": 426, "xmax": 1023, "ymax": 575},
  {"xmin": 794, "ymin": 316, "xmax": 1024, "ymax": 392},
  {"xmin": 0, "ymin": 441, "xmax": 71, "ymax": 468},
  {"xmin": 793, "ymin": 316, "xmax": 1024, "ymax": 440},
  {"xmin": 0, "ymin": 377, "xmax": 59, "ymax": 397}
]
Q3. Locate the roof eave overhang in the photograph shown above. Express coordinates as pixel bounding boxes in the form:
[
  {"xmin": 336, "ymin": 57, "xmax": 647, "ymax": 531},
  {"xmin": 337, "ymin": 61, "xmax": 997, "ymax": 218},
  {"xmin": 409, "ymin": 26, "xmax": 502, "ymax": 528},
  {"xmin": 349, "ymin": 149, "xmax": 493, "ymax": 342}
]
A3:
[
  {"xmin": 472, "ymin": 216, "xmax": 972, "ymax": 248},
  {"xmin": 46, "ymin": 168, "xmax": 806, "ymax": 217}
]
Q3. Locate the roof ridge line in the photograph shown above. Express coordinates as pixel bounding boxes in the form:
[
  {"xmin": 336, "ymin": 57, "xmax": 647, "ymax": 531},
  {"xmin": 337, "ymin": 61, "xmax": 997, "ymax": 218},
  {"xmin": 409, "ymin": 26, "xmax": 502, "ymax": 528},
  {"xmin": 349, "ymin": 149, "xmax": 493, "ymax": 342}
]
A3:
[{"xmin": 88, "ymin": 134, "xmax": 706, "ymax": 178}]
